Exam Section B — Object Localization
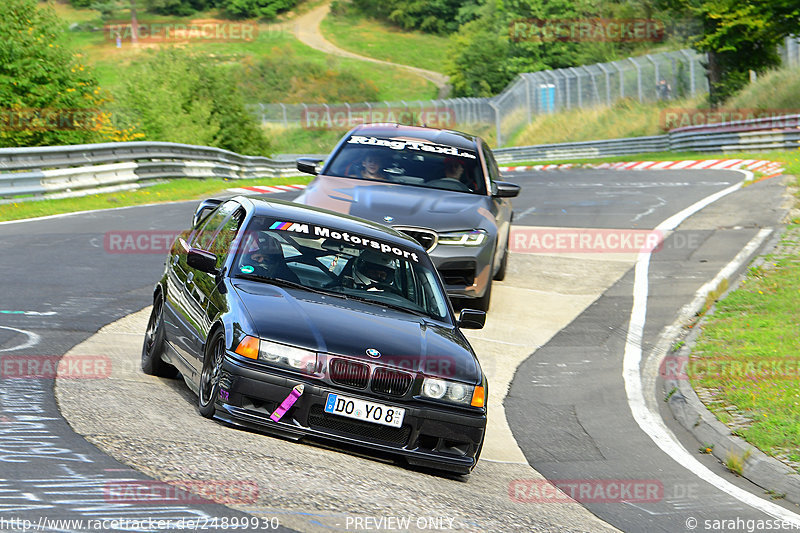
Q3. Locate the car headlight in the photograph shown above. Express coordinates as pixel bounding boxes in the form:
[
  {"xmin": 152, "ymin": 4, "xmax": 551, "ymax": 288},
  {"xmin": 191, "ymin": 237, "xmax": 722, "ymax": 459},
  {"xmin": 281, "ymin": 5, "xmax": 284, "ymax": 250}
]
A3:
[
  {"xmin": 259, "ymin": 339, "xmax": 317, "ymax": 372},
  {"xmin": 437, "ymin": 229, "xmax": 487, "ymax": 246},
  {"xmin": 421, "ymin": 377, "xmax": 481, "ymax": 406},
  {"xmin": 235, "ymin": 336, "xmax": 317, "ymax": 373}
]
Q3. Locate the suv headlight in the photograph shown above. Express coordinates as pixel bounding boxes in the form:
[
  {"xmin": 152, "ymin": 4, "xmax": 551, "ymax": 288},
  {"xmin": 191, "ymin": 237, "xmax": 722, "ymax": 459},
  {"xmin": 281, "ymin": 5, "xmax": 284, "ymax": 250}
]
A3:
[
  {"xmin": 437, "ymin": 229, "xmax": 487, "ymax": 246},
  {"xmin": 421, "ymin": 377, "xmax": 483, "ymax": 407}
]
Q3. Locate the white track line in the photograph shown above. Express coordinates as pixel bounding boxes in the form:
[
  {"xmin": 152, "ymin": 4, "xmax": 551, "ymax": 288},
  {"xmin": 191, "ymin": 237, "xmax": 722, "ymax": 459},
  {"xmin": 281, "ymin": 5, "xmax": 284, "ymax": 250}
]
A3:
[
  {"xmin": 623, "ymin": 170, "xmax": 800, "ymax": 524},
  {"xmin": 0, "ymin": 325, "xmax": 41, "ymax": 352}
]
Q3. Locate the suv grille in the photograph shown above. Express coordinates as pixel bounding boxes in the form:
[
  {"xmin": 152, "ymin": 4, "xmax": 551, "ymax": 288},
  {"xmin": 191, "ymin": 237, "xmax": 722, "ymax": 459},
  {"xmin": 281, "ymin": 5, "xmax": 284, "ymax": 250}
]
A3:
[
  {"xmin": 395, "ymin": 228, "xmax": 437, "ymax": 252},
  {"xmin": 329, "ymin": 358, "xmax": 369, "ymax": 388},
  {"xmin": 371, "ymin": 367, "xmax": 413, "ymax": 396}
]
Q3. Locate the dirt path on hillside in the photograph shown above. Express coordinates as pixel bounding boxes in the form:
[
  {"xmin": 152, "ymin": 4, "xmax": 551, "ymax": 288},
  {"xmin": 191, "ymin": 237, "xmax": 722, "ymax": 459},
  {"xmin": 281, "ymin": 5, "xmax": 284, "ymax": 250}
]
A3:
[{"xmin": 287, "ymin": 2, "xmax": 450, "ymax": 96}]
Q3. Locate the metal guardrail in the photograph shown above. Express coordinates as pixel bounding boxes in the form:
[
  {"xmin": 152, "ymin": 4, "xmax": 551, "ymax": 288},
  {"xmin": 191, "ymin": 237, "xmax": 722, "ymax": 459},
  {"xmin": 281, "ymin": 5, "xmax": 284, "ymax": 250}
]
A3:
[
  {"xmin": 2, "ymin": 114, "xmax": 798, "ymax": 201},
  {"xmin": 494, "ymin": 114, "xmax": 800, "ymax": 162},
  {"xmin": 0, "ymin": 141, "xmax": 308, "ymax": 201},
  {"xmin": 493, "ymin": 135, "xmax": 669, "ymax": 163}
]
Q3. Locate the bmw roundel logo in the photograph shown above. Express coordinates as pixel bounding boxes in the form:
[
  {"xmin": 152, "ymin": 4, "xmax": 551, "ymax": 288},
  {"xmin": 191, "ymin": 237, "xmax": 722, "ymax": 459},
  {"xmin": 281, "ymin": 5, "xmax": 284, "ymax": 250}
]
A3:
[
  {"xmin": 383, "ymin": 216, "xmax": 394, "ymax": 222},
  {"xmin": 366, "ymin": 348, "xmax": 381, "ymax": 358}
]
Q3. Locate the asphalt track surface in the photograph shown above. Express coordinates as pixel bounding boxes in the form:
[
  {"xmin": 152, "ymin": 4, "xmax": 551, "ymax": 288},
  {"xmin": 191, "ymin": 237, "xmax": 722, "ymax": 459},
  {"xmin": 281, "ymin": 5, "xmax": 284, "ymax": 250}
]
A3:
[{"xmin": 0, "ymin": 169, "xmax": 798, "ymax": 532}]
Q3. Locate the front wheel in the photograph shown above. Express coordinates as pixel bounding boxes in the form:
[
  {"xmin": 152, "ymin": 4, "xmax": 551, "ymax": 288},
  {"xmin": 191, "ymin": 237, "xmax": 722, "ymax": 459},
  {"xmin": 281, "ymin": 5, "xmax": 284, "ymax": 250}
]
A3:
[
  {"xmin": 493, "ymin": 236, "xmax": 509, "ymax": 281},
  {"xmin": 199, "ymin": 331, "xmax": 225, "ymax": 418},
  {"xmin": 141, "ymin": 297, "xmax": 177, "ymax": 378},
  {"xmin": 471, "ymin": 279, "xmax": 492, "ymax": 312}
]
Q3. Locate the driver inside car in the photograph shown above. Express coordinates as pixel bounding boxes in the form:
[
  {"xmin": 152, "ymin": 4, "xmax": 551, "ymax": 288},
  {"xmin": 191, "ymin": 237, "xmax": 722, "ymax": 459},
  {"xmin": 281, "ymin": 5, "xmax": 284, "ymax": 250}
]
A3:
[
  {"xmin": 243, "ymin": 233, "xmax": 300, "ymax": 283},
  {"xmin": 352, "ymin": 250, "xmax": 399, "ymax": 293}
]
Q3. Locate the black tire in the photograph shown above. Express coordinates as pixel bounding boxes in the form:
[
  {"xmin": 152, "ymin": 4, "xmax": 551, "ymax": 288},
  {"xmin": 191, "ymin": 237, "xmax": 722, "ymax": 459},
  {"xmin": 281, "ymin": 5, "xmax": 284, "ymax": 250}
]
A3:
[
  {"xmin": 198, "ymin": 330, "xmax": 225, "ymax": 418},
  {"xmin": 141, "ymin": 297, "xmax": 177, "ymax": 378},
  {"xmin": 471, "ymin": 278, "xmax": 492, "ymax": 312},
  {"xmin": 493, "ymin": 236, "xmax": 509, "ymax": 281}
]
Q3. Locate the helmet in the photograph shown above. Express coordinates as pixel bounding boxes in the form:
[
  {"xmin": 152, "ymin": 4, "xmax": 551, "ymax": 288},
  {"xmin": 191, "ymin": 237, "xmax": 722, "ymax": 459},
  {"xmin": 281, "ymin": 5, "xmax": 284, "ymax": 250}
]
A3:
[
  {"xmin": 352, "ymin": 250, "xmax": 397, "ymax": 289},
  {"xmin": 246, "ymin": 233, "xmax": 283, "ymax": 264}
]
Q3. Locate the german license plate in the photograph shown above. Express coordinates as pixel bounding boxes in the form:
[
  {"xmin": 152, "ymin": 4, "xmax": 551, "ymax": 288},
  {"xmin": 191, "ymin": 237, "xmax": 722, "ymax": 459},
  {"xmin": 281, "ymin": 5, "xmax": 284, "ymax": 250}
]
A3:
[{"xmin": 324, "ymin": 393, "xmax": 405, "ymax": 428}]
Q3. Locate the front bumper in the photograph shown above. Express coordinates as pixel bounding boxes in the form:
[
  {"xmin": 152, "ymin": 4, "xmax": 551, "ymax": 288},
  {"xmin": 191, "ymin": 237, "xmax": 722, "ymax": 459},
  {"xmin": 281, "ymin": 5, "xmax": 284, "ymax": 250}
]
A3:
[
  {"xmin": 216, "ymin": 355, "xmax": 486, "ymax": 474},
  {"xmin": 430, "ymin": 241, "xmax": 494, "ymax": 300}
]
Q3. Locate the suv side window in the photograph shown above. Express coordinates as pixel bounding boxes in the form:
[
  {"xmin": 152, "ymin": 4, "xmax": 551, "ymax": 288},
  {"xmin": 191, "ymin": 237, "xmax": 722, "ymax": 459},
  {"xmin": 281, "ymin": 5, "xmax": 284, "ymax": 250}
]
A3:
[
  {"xmin": 192, "ymin": 201, "xmax": 240, "ymax": 251},
  {"xmin": 480, "ymin": 143, "xmax": 501, "ymax": 190}
]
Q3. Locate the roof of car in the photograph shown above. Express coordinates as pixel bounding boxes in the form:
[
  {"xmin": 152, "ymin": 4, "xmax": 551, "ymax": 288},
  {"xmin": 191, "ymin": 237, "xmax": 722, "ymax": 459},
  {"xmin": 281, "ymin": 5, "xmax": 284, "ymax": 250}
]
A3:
[
  {"xmin": 348, "ymin": 123, "xmax": 480, "ymax": 151},
  {"xmin": 236, "ymin": 196, "xmax": 425, "ymax": 251}
]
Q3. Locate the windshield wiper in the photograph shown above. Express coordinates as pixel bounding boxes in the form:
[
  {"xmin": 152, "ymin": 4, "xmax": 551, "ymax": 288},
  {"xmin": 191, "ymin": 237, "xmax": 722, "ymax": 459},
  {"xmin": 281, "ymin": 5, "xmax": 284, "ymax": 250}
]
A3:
[
  {"xmin": 340, "ymin": 292, "xmax": 431, "ymax": 319},
  {"xmin": 235, "ymin": 274, "xmax": 336, "ymax": 298}
]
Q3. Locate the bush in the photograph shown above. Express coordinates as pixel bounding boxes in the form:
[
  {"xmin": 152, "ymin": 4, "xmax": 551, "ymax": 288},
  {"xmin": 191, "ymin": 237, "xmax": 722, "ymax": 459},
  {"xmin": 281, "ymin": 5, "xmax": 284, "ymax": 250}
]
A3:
[
  {"xmin": 234, "ymin": 50, "xmax": 380, "ymax": 103},
  {"xmin": 0, "ymin": 0, "xmax": 114, "ymax": 147},
  {"xmin": 216, "ymin": 0, "xmax": 299, "ymax": 19},
  {"xmin": 112, "ymin": 49, "xmax": 270, "ymax": 155}
]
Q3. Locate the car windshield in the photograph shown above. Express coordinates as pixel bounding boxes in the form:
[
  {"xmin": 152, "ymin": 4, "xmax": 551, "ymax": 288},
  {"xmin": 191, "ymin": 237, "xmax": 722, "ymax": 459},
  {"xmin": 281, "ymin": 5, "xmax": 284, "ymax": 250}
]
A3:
[
  {"xmin": 232, "ymin": 216, "xmax": 452, "ymax": 322},
  {"xmin": 323, "ymin": 134, "xmax": 486, "ymax": 195}
]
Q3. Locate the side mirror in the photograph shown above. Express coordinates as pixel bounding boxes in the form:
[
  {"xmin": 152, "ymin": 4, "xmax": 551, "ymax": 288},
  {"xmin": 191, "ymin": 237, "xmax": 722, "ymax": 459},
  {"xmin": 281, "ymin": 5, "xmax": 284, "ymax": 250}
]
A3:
[
  {"xmin": 187, "ymin": 248, "xmax": 218, "ymax": 274},
  {"xmin": 457, "ymin": 309, "xmax": 486, "ymax": 329},
  {"xmin": 297, "ymin": 157, "xmax": 324, "ymax": 176},
  {"xmin": 492, "ymin": 181, "xmax": 520, "ymax": 198},
  {"xmin": 193, "ymin": 199, "xmax": 223, "ymax": 228}
]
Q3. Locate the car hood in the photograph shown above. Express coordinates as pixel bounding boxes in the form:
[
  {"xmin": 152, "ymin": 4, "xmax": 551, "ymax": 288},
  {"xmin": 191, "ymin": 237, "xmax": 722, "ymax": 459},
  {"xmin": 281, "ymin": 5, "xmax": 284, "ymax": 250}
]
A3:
[
  {"xmin": 233, "ymin": 280, "xmax": 480, "ymax": 382},
  {"xmin": 295, "ymin": 175, "xmax": 493, "ymax": 232}
]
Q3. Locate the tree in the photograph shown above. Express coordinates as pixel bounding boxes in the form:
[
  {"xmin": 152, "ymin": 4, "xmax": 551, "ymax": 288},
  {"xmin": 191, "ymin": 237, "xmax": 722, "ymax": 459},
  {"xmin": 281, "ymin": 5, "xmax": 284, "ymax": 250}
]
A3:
[
  {"xmin": 348, "ymin": 0, "xmax": 482, "ymax": 34},
  {"xmin": 0, "ymin": 0, "xmax": 111, "ymax": 147},
  {"xmin": 114, "ymin": 49, "xmax": 270, "ymax": 154},
  {"xmin": 216, "ymin": 0, "xmax": 299, "ymax": 19},
  {"xmin": 446, "ymin": 1, "xmax": 510, "ymax": 97},
  {"xmin": 658, "ymin": 0, "xmax": 800, "ymax": 105}
]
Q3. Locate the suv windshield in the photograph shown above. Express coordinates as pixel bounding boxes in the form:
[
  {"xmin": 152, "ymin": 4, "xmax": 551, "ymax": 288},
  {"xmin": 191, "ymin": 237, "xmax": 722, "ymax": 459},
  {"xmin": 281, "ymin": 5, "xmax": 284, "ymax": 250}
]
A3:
[
  {"xmin": 323, "ymin": 134, "xmax": 486, "ymax": 195},
  {"xmin": 232, "ymin": 216, "xmax": 452, "ymax": 322}
]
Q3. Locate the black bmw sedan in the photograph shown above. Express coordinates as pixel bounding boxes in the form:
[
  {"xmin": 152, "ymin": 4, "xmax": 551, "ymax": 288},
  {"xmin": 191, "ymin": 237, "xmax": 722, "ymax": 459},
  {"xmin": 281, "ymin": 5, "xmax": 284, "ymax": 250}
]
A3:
[{"xmin": 142, "ymin": 196, "xmax": 488, "ymax": 474}]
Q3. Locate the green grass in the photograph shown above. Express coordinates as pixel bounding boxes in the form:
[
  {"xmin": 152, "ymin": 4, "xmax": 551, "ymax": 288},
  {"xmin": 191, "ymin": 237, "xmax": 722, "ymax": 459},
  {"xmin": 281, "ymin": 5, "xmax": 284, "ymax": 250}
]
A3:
[
  {"xmin": 511, "ymin": 96, "xmax": 706, "ymax": 146},
  {"xmin": 0, "ymin": 175, "xmax": 310, "ymax": 222},
  {"xmin": 512, "ymin": 64, "xmax": 800, "ymax": 148},
  {"xmin": 266, "ymin": 125, "xmax": 346, "ymax": 154},
  {"xmin": 320, "ymin": 9, "xmax": 449, "ymax": 73},
  {"xmin": 689, "ymin": 223, "xmax": 800, "ymax": 474},
  {"xmin": 50, "ymin": 3, "xmax": 436, "ymax": 102},
  {"xmin": 726, "ymin": 68, "xmax": 800, "ymax": 111}
]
